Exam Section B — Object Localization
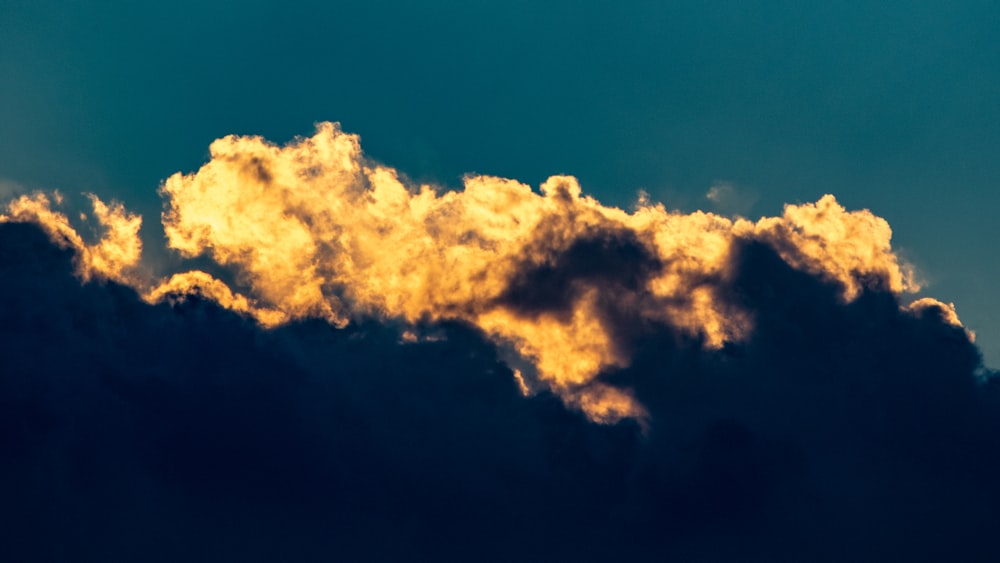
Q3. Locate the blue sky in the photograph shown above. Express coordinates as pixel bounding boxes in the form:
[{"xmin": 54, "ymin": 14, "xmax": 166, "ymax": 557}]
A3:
[{"xmin": 2, "ymin": 0, "xmax": 999, "ymax": 362}]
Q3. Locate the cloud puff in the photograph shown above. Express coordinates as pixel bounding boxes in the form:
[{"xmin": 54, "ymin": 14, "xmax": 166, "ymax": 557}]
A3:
[{"xmin": 145, "ymin": 123, "xmax": 920, "ymax": 422}]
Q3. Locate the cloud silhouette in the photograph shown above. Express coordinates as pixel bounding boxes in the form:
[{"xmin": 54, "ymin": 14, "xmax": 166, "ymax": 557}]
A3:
[{"xmin": 1, "ymin": 213, "xmax": 998, "ymax": 561}]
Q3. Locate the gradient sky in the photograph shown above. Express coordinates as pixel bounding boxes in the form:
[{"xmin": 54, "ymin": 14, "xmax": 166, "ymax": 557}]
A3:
[{"xmin": 2, "ymin": 0, "xmax": 999, "ymax": 363}]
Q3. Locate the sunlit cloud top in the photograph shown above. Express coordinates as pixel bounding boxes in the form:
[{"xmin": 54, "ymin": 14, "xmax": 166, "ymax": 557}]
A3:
[{"xmin": 1, "ymin": 122, "xmax": 956, "ymax": 423}]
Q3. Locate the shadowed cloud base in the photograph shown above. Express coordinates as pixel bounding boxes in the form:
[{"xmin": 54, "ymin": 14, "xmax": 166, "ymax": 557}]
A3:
[{"xmin": 1, "ymin": 218, "xmax": 998, "ymax": 561}]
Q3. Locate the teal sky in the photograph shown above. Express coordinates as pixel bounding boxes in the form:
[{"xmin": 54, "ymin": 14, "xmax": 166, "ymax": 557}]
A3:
[{"xmin": 2, "ymin": 0, "xmax": 998, "ymax": 363}]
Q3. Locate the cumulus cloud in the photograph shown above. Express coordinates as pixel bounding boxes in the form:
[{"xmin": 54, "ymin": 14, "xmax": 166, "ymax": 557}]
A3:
[
  {"xmin": 0, "ymin": 124, "xmax": 946, "ymax": 426},
  {"xmin": 0, "ymin": 123, "xmax": 1000, "ymax": 561},
  {"xmin": 141, "ymin": 123, "xmax": 919, "ymax": 422},
  {"xmin": 0, "ymin": 211, "xmax": 997, "ymax": 561},
  {"xmin": 2, "ymin": 123, "xmax": 997, "ymax": 560}
]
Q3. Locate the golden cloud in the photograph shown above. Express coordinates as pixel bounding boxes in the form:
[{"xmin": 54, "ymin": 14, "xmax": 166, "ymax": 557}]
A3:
[
  {"xmin": 1, "ymin": 192, "xmax": 142, "ymax": 284},
  {"xmin": 1, "ymin": 123, "xmax": 947, "ymax": 423}
]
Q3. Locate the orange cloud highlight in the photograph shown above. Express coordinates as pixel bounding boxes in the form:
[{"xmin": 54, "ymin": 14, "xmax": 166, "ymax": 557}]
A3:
[
  {"xmin": 145, "ymin": 270, "xmax": 288, "ymax": 328},
  {"xmin": 1, "ymin": 192, "xmax": 142, "ymax": 284}
]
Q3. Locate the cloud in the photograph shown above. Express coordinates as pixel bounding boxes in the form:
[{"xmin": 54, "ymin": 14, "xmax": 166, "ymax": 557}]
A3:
[
  {"xmin": 3, "ymin": 122, "xmax": 997, "ymax": 557},
  {"xmin": 0, "ymin": 191, "xmax": 142, "ymax": 284},
  {"xmin": 144, "ymin": 123, "xmax": 919, "ymax": 422},
  {"xmin": 145, "ymin": 270, "xmax": 288, "ymax": 327},
  {"xmin": 0, "ymin": 214, "xmax": 997, "ymax": 561}
]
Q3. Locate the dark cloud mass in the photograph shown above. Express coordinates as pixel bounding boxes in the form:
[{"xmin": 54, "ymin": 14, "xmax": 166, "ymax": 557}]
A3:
[
  {"xmin": 2, "ymin": 220, "xmax": 1000, "ymax": 562},
  {"xmin": 497, "ymin": 227, "xmax": 663, "ymax": 319}
]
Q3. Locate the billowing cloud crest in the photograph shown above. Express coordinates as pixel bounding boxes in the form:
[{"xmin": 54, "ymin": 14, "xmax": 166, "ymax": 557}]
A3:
[
  {"xmin": 151, "ymin": 122, "xmax": 920, "ymax": 421},
  {"xmin": 0, "ymin": 191, "xmax": 142, "ymax": 283}
]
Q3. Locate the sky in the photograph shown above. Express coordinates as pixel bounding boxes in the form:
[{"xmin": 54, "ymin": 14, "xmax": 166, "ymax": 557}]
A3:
[{"xmin": 2, "ymin": 1, "xmax": 1000, "ymax": 560}]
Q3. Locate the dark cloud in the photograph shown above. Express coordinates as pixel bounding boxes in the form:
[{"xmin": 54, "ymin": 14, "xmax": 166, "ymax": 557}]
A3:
[
  {"xmin": 2, "ymin": 222, "xmax": 999, "ymax": 561},
  {"xmin": 497, "ymin": 226, "xmax": 662, "ymax": 319}
]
